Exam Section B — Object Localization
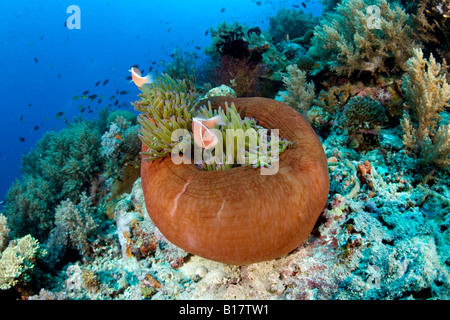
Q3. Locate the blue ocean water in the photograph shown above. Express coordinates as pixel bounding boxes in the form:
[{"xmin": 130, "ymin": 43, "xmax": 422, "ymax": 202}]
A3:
[{"xmin": 0, "ymin": 0, "xmax": 323, "ymax": 202}]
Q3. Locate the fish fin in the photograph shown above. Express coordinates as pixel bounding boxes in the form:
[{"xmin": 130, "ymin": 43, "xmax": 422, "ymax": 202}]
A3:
[
  {"xmin": 144, "ymin": 74, "xmax": 153, "ymax": 84},
  {"xmin": 213, "ymin": 115, "xmax": 226, "ymax": 126},
  {"xmin": 203, "ymin": 115, "xmax": 226, "ymax": 128}
]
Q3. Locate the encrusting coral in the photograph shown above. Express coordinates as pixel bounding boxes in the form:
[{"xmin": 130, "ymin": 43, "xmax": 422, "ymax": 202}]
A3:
[
  {"xmin": 309, "ymin": 0, "xmax": 418, "ymax": 76},
  {"xmin": 401, "ymin": 48, "xmax": 450, "ymax": 169}
]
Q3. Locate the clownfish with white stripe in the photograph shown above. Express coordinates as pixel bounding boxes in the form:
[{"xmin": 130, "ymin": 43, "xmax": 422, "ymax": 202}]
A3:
[
  {"xmin": 129, "ymin": 67, "xmax": 153, "ymax": 87},
  {"xmin": 192, "ymin": 115, "xmax": 226, "ymax": 150}
]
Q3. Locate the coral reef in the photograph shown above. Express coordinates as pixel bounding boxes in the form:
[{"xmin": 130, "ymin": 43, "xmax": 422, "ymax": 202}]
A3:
[
  {"xmin": 25, "ymin": 152, "xmax": 449, "ymax": 300},
  {"xmin": 404, "ymin": 0, "xmax": 450, "ymax": 64},
  {"xmin": 0, "ymin": 214, "xmax": 10, "ymax": 253},
  {"xmin": 2, "ymin": 0, "xmax": 450, "ymax": 302},
  {"xmin": 203, "ymin": 22, "xmax": 280, "ymax": 97},
  {"xmin": 268, "ymin": 8, "xmax": 319, "ymax": 45},
  {"xmin": 309, "ymin": 0, "xmax": 418, "ymax": 76},
  {"xmin": 0, "ymin": 233, "xmax": 46, "ymax": 294},
  {"xmin": 400, "ymin": 48, "xmax": 450, "ymax": 169},
  {"xmin": 3, "ymin": 121, "xmax": 103, "ymax": 241},
  {"xmin": 2, "ymin": 108, "xmax": 448, "ymax": 299},
  {"xmin": 281, "ymin": 64, "xmax": 315, "ymax": 114}
]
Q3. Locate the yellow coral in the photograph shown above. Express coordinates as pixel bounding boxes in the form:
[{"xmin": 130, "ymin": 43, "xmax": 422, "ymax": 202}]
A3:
[
  {"xmin": 401, "ymin": 48, "xmax": 450, "ymax": 168},
  {"xmin": 0, "ymin": 235, "xmax": 44, "ymax": 290}
]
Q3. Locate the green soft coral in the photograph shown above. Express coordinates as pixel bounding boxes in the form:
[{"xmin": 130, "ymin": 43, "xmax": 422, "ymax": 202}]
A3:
[{"xmin": 4, "ymin": 120, "xmax": 103, "ymax": 241}]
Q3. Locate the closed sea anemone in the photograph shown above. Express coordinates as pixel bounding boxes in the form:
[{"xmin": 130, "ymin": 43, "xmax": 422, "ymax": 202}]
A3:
[{"xmin": 134, "ymin": 76, "xmax": 329, "ymax": 264}]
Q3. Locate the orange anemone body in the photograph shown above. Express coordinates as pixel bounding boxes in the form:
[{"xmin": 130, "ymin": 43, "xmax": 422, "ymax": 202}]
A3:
[{"xmin": 140, "ymin": 97, "xmax": 330, "ymax": 265}]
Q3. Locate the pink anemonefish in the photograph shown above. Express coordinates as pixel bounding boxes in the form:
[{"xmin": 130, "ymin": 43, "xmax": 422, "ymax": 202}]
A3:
[
  {"xmin": 192, "ymin": 115, "xmax": 226, "ymax": 150},
  {"xmin": 129, "ymin": 67, "xmax": 153, "ymax": 87}
]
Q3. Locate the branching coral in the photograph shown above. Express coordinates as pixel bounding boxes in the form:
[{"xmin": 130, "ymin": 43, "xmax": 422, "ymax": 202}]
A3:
[
  {"xmin": 53, "ymin": 192, "xmax": 99, "ymax": 257},
  {"xmin": 309, "ymin": 0, "xmax": 418, "ymax": 76},
  {"xmin": 132, "ymin": 74, "xmax": 198, "ymax": 161},
  {"xmin": 406, "ymin": 0, "xmax": 450, "ymax": 64},
  {"xmin": 0, "ymin": 234, "xmax": 46, "ymax": 291},
  {"xmin": 314, "ymin": 82, "xmax": 354, "ymax": 114},
  {"xmin": 401, "ymin": 48, "xmax": 450, "ymax": 169},
  {"xmin": 281, "ymin": 64, "xmax": 316, "ymax": 114}
]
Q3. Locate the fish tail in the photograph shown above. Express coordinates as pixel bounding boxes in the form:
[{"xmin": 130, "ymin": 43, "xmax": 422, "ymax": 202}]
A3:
[
  {"xmin": 212, "ymin": 114, "xmax": 226, "ymax": 126},
  {"xmin": 145, "ymin": 74, "xmax": 153, "ymax": 84}
]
